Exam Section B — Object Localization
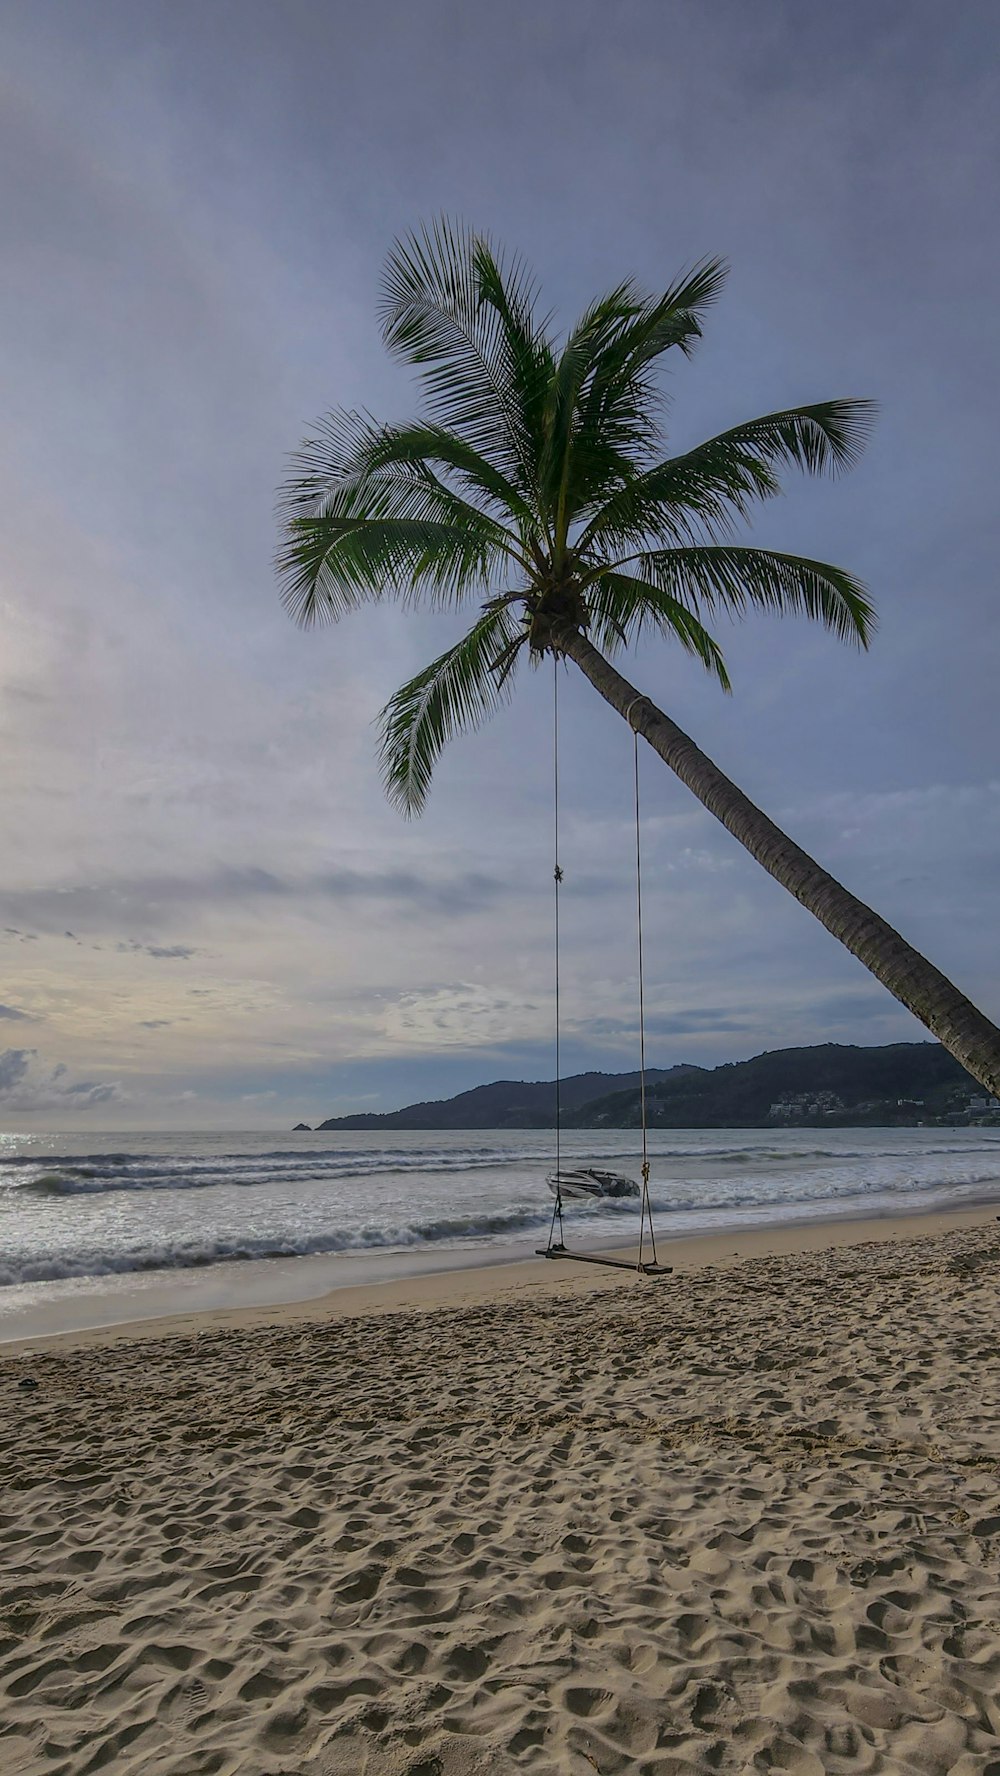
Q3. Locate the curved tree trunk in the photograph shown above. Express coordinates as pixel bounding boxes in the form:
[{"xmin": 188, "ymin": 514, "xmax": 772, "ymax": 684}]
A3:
[{"xmin": 559, "ymin": 626, "xmax": 1000, "ymax": 1098}]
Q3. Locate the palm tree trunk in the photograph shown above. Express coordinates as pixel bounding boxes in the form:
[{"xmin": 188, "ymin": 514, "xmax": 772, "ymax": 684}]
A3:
[{"xmin": 559, "ymin": 626, "xmax": 1000, "ymax": 1098}]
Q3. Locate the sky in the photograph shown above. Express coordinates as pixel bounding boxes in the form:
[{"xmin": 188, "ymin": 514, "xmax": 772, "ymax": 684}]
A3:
[{"xmin": 1, "ymin": 0, "xmax": 998, "ymax": 1128}]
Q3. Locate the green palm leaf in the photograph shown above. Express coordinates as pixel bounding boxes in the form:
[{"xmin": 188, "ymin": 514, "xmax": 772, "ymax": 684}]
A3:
[
  {"xmin": 470, "ymin": 237, "xmax": 556, "ymax": 497},
  {"xmin": 588, "ymin": 258, "xmax": 729, "ymax": 379},
  {"xmin": 342, "ymin": 421, "xmax": 537, "ymax": 533},
  {"xmin": 378, "ymin": 220, "xmax": 551, "ymax": 500},
  {"xmin": 279, "ymin": 409, "xmax": 518, "ymax": 532},
  {"xmin": 278, "ymin": 516, "xmax": 512, "ymax": 625},
  {"xmin": 588, "ymin": 572, "xmax": 732, "ymax": 688},
  {"xmin": 538, "ymin": 283, "xmax": 647, "ymax": 524},
  {"xmin": 579, "ymin": 401, "xmax": 877, "ymax": 551},
  {"xmin": 543, "ymin": 263, "xmax": 731, "ymax": 534},
  {"xmin": 631, "ymin": 546, "xmax": 876, "ymax": 646},
  {"xmin": 379, "ymin": 602, "xmax": 525, "ymax": 814},
  {"xmin": 278, "ymin": 407, "xmax": 525, "ymax": 623},
  {"xmin": 573, "ymin": 260, "xmax": 729, "ymax": 476}
]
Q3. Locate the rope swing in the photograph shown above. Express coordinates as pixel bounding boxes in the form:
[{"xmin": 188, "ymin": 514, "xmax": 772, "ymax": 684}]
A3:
[{"xmin": 538, "ymin": 660, "xmax": 671, "ymax": 1278}]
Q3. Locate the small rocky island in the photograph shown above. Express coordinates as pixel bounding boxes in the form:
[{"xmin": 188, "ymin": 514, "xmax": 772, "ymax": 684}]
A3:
[{"xmin": 292, "ymin": 1122, "xmax": 312, "ymax": 1131}]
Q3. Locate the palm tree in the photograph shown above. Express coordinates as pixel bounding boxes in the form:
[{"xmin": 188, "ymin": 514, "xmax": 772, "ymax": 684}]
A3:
[{"xmin": 277, "ymin": 221, "xmax": 1000, "ymax": 1096}]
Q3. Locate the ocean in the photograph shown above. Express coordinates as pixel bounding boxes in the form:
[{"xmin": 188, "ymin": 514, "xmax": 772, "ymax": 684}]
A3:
[{"xmin": 3, "ymin": 1125, "xmax": 1000, "ymax": 1339}]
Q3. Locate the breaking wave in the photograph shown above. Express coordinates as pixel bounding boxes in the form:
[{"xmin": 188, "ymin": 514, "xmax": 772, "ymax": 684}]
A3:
[
  {"xmin": 6, "ymin": 1135, "xmax": 999, "ymax": 1198},
  {"xmin": 0, "ymin": 1203, "xmax": 556, "ymax": 1286}
]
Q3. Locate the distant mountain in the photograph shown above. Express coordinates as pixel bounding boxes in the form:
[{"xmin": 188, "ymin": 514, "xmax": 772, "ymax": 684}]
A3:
[
  {"xmin": 317, "ymin": 1066, "xmax": 702, "ymax": 1130},
  {"xmin": 567, "ymin": 1042, "xmax": 978, "ymax": 1129},
  {"xmin": 317, "ymin": 1044, "xmax": 982, "ymax": 1131}
]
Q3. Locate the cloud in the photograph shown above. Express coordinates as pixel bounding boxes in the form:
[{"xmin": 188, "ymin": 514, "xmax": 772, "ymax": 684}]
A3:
[
  {"xmin": 0, "ymin": 1050, "xmax": 30, "ymax": 1093},
  {"xmin": 0, "ymin": 866, "xmax": 503, "ymax": 941},
  {"xmin": 808, "ymin": 990, "xmax": 900, "ymax": 1027},
  {"xmin": 115, "ymin": 941, "xmax": 198, "ymax": 960},
  {"xmin": 0, "ymin": 1003, "xmax": 32, "ymax": 1021},
  {"xmin": 0, "ymin": 1047, "xmax": 124, "ymax": 1112},
  {"xmin": 382, "ymin": 983, "xmax": 545, "ymax": 1049},
  {"xmin": 585, "ymin": 1006, "xmax": 759, "ymax": 1040}
]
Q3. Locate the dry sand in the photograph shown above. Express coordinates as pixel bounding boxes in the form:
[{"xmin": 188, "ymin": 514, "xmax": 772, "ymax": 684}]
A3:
[{"xmin": 2, "ymin": 1217, "xmax": 1000, "ymax": 1774}]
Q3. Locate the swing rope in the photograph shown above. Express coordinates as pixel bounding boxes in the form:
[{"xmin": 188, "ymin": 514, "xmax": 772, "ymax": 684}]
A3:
[
  {"xmin": 541, "ymin": 662, "xmax": 667, "ymax": 1276},
  {"xmin": 545, "ymin": 656, "xmax": 566, "ymax": 1254},
  {"xmin": 630, "ymin": 706, "xmax": 659, "ymax": 1273}
]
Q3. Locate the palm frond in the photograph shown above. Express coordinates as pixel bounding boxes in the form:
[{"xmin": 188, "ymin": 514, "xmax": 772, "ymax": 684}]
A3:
[
  {"xmin": 587, "ymin": 572, "xmax": 732, "ymax": 688},
  {"xmin": 278, "ymin": 516, "xmax": 511, "ymax": 626},
  {"xmin": 700, "ymin": 401, "xmax": 876, "ymax": 476},
  {"xmin": 277, "ymin": 408, "xmax": 385, "ymax": 513},
  {"xmin": 469, "ymin": 236, "xmax": 557, "ymax": 512},
  {"xmin": 584, "ymin": 258, "xmax": 729, "ymax": 410},
  {"xmin": 539, "ymin": 260, "xmax": 729, "ymax": 526},
  {"xmin": 578, "ymin": 445, "xmax": 779, "ymax": 554},
  {"xmin": 538, "ymin": 283, "xmax": 646, "ymax": 533},
  {"xmin": 378, "ymin": 220, "xmax": 544, "ymax": 496},
  {"xmin": 630, "ymin": 546, "xmax": 876, "ymax": 646},
  {"xmin": 576, "ymin": 260, "xmax": 729, "ymax": 462},
  {"xmin": 356, "ymin": 422, "xmax": 537, "ymax": 532},
  {"xmin": 277, "ymin": 408, "xmax": 526, "ymax": 623},
  {"xmin": 578, "ymin": 400, "xmax": 876, "ymax": 552},
  {"xmin": 378, "ymin": 602, "xmax": 525, "ymax": 813},
  {"xmin": 280, "ymin": 409, "xmax": 533, "ymax": 537}
]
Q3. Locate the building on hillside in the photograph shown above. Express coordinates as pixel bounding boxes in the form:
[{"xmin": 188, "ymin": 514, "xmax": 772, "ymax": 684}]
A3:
[{"xmin": 767, "ymin": 1091, "xmax": 844, "ymax": 1119}]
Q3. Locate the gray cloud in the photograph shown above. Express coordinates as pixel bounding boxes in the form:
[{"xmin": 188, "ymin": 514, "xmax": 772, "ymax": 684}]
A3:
[
  {"xmin": 807, "ymin": 991, "xmax": 901, "ymax": 1028},
  {"xmin": 0, "ymin": 1050, "xmax": 30, "ymax": 1093},
  {"xmin": 0, "ymin": 1048, "xmax": 123, "ymax": 1111},
  {"xmin": 0, "ymin": 1003, "xmax": 32, "ymax": 1021},
  {"xmin": 114, "ymin": 941, "xmax": 199, "ymax": 961},
  {"xmin": 584, "ymin": 1007, "xmax": 758, "ymax": 1041},
  {"xmin": 0, "ymin": 866, "xmax": 504, "ymax": 941}
]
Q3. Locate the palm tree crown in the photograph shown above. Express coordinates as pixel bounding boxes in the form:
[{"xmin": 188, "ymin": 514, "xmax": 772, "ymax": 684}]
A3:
[{"xmin": 278, "ymin": 220, "xmax": 876, "ymax": 813}]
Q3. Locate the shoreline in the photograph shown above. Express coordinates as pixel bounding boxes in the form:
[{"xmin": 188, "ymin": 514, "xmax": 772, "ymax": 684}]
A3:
[{"xmin": 4, "ymin": 1196, "xmax": 999, "ymax": 1354}]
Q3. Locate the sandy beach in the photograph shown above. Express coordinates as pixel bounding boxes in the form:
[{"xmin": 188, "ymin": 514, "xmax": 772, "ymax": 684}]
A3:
[{"xmin": 3, "ymin": 1212, "xmax": 1000, "ymax": 1774}]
